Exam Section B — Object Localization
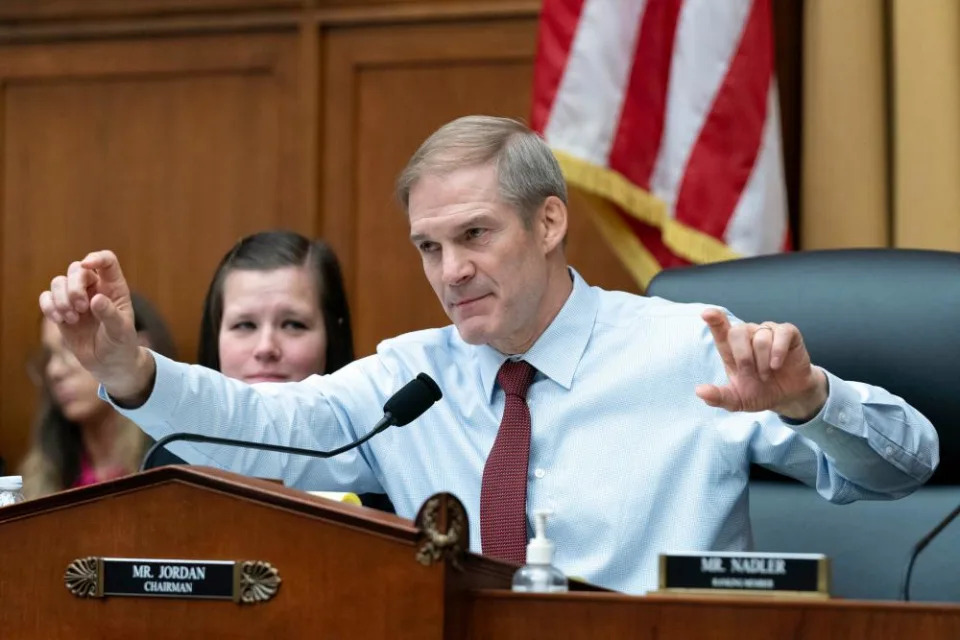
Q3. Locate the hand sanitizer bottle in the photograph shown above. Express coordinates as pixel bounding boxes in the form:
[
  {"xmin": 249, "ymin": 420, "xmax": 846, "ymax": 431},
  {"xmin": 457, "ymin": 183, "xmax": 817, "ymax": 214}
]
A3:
[{"xmin": 511, "ymin": 509, "xmax": 568, "ymax": 593}]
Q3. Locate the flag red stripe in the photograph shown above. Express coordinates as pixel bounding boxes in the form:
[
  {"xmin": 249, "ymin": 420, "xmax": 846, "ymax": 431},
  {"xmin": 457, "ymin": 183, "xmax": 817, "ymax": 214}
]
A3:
[
  {"xmin": 531, "ymin": 0, "xmax": 588, "ymax": 134},
  {"xmin": 782, "ymin": 225, "xmax": 794, "ymax": 251},
  {"xmin": 672, "ymin": 0, "xmax": 773, "ymax": 239},
  {"xmin": 617, "ymin": 208, "xmax": 692, "ymax": 272},
  {"xmin": 607, "ymin": 0, "xmax": 685, "ymax": 191}
]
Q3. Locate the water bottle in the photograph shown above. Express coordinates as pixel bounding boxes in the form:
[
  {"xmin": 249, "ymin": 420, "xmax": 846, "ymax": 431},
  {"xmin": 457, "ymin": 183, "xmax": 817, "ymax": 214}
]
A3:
[{"xmin": 0, "ymin": 476, "xmax": 25, "ymax": 507}]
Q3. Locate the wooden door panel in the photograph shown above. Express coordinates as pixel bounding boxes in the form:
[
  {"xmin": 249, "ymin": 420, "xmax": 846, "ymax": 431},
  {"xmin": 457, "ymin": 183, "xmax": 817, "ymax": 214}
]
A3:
[{"xmin": 0, "ymin": 32, "xmax": 307, "ymax": 469}]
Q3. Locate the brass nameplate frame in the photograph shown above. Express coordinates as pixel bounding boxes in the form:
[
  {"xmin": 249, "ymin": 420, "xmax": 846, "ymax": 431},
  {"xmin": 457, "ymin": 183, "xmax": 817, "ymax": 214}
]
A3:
[
  {"xmin": 658, "ymin": 551, "xmax": 829, "ymax": 598},
  {"xmin": 64, "ymin": 557, "xmax": 280, "ymax": 603}
]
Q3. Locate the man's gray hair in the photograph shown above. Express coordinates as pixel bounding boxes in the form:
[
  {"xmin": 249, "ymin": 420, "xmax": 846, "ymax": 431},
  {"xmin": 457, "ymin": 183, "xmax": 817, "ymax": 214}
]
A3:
[{"xmin": 396, "ymin": 115, "xmax": 567, "ymax": 226}]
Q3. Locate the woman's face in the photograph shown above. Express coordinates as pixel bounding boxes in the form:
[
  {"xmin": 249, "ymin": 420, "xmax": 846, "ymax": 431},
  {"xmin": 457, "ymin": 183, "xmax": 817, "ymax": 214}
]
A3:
[
  {"xmin": 40, "ymin": 319, "xmax": 111, "ymax": 424},
  {"xmin": 218, "ymin": 266, "xmax": 327, "ymax": 384}
]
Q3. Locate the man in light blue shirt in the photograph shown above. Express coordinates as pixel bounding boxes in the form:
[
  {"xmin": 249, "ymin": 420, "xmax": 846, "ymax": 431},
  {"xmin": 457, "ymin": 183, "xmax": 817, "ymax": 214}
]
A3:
[{"xmin": 40, "ymin": 116, "xmax": 938, "ymax": 594}]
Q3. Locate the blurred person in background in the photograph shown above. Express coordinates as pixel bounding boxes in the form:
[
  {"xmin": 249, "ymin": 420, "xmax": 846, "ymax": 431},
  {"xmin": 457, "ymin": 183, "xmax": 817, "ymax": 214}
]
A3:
[{"xmin": 20, "ymin": 292, "xmax": 176, "ymax": 499}]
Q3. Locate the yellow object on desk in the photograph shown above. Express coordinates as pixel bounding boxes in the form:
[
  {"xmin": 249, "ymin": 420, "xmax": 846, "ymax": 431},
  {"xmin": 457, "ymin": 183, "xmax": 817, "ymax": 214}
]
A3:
[{"xmin": 307, "ymin": 491, "xmax": 362, "ymax": 506}]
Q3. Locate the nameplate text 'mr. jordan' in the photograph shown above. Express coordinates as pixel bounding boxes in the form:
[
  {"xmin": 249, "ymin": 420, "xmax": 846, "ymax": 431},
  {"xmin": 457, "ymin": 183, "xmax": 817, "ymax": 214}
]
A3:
[{"xmin": 64, "ymin": 557, "xmax": 281, "ymax": 604}]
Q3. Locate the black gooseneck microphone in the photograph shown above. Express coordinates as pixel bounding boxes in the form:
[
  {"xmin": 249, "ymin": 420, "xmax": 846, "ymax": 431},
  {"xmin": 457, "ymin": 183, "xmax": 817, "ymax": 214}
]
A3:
[
  {"xmin": 898, "ymin": 501, "xmax": 960, "ymax": 601},
  {"xmin": 139, "ymin": 373, "xmax": 442, "ymax": 473}
]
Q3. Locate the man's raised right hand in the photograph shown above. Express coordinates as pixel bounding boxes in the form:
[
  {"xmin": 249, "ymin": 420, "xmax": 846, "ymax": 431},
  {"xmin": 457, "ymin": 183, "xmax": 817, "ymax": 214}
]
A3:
[{"xmin": 38, "ymin": 250, "xmax": 156, "ymax": 406}]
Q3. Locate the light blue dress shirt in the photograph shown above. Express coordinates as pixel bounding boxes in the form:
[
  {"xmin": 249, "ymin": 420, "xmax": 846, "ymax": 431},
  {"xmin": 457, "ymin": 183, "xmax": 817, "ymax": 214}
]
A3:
[{"xmin": 109, "ymin": 269, "xmax": 938, "ymax": 594}]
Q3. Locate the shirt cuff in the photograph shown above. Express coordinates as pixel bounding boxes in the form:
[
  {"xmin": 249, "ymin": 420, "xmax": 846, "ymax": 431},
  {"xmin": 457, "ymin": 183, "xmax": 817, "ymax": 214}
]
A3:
[
  {"xmin": 780, "ymin": 368, "xmax": 927, "ymax": 480},
  {"xmin": 98, "ymin": 350, "xmax": 185, "ymax": 431},
  {"xmin": 780, "ymin": 368, "xmax": 855, "ymax": 430},
  {"xmin": 775, "ymin": 369, "xmax": 865, "ymax": 464}
]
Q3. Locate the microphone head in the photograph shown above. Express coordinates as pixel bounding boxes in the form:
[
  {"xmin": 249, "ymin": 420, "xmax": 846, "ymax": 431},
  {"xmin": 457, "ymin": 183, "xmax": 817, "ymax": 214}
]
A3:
[{"xmin": 383, "ymin": 373, "xmax": 443, "ymax": 426}]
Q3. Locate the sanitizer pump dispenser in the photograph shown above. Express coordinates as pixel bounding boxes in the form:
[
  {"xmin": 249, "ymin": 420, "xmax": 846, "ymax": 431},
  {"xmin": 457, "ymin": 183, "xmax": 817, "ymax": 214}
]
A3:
[{"xmin": 511, "ymin": 510, "xmax": 568, "ymax": 593}]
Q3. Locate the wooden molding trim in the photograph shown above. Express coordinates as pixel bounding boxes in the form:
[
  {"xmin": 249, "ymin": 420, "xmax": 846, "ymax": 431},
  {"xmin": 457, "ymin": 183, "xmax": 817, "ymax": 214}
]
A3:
[
  {"xmin": 0, "ymin": 0, "xmax": 536, "ymax": 22},
  {"xmin": 0, "ymin": 11, "xmax": 301, "ymax": 44},
  {"xmin": 0, "ymin": 1, "xmax": 302, "ymax": 22},
  {"xmin": 0, "ymin": 2, "xmax": 539, "ymax": 44},
  {"xmin": 312, "ymin": 1, "xmax": 540, "ymax": 26}
]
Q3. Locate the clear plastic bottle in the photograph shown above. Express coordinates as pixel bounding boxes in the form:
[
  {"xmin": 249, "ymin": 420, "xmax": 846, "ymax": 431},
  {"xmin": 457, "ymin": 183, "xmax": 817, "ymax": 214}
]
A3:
[
  {"xmin": 512, "ymin": 509, "xmax": 568, "ymax": 593},
  {"xmin": 0, "ymin": 475, "xmax": 24, "ymax": 507}
]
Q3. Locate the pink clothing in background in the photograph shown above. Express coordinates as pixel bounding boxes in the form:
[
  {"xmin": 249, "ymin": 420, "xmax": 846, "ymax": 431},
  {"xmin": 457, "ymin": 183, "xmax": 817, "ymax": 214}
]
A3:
[{"xmin": 72, "ymin": 455, "xmax": 127, "ymax": 488}]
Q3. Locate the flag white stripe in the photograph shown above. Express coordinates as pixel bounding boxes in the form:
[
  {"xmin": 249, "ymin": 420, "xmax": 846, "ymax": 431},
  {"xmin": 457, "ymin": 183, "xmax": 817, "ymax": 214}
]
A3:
[
  {"xmin": 536, "ymin": 0, "xmax": 788, "ymax": 264},
  {"xmin": 723, "ymin": 83, "xmax": 788, "ymax": 254},
  {"xmin": 544, "ymin": 0, "xmax": 648, "ymax": 165},
  {"xmin": 648, "ymin": 0, "xmax": 753, "ymax": 217}
]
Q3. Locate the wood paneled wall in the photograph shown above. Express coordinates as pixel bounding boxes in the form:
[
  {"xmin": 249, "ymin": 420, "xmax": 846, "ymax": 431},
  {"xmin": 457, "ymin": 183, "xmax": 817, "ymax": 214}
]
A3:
[{"xmin": 0, "ymin": 1, "xmax": 635, "ymax": 471}]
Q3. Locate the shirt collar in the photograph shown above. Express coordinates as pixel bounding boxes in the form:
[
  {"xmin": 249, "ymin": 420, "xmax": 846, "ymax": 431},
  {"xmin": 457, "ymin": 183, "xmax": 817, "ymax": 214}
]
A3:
[{"xmin": 476, "ymin": 267, "xmax": 598, "ymax": 401}]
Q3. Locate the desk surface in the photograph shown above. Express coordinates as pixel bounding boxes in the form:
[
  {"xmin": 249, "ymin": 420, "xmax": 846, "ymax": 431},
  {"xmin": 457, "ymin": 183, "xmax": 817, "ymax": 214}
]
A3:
[{"xmin": 464, "ymin": 590, "xmax": 960, "ymax": 639}]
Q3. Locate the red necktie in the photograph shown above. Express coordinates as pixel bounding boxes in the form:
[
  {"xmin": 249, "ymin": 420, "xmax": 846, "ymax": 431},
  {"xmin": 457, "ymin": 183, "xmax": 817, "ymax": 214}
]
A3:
[{"xmin": 480, "ymin": 359, "xmax": 536, "ymax": 563}]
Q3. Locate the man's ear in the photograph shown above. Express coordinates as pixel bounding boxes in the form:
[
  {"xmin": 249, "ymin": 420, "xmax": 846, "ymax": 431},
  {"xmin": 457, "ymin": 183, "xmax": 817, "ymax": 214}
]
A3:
[{"xmin": 538, "ymin": 195, "xmax": 568, "ymax": 254}]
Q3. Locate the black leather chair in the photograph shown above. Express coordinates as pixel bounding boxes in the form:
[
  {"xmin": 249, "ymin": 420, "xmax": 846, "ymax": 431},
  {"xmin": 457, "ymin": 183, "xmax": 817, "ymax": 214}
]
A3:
[{"xmin": 646, "ymin": 248, "xmax": 960, "ymax": 602}]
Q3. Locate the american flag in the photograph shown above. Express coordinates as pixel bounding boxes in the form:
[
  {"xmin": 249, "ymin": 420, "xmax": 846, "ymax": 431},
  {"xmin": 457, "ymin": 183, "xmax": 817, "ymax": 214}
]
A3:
[{"xmin": 532, "ymin": 0, "xmax": 789, "ymax": 286}]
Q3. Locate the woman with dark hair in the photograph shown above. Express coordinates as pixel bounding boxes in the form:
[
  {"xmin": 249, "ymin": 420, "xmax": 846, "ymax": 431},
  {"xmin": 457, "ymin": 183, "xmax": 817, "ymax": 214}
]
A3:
[
  {"xmin": 20, "ymin": 292, "xmax": 176, "ymax": 499},
  {"xmin": 193, "ymin": 231, "xmax": 391, "ymax": 510},
  {"xmin": 197, "ymin": 230, "xmax": 354, "ymax": 381}
]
